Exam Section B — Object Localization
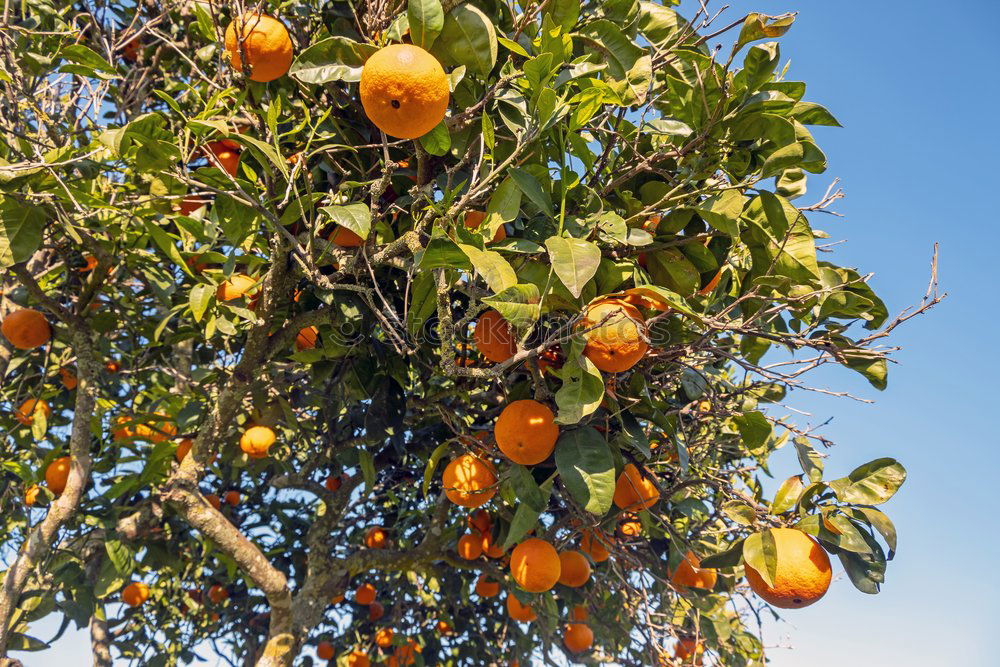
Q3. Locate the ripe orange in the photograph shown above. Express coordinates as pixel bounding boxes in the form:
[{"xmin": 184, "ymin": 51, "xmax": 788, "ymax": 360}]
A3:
[
  {"xmin": 442, "ymin": 454, "xmax": 497, "ymax": 508},
  {"xmin": 435, "ymin": 620, "xmax": 452, "ymax": 635},
  {"xmin": 464, "ymin": 210, "xmax": 506, "ymax": 243},
  {"xmin": 205, "ymin": 493, "xmax": 222, "ymax": 510},
  {"xmin": 359, "ymin": 44, "xmax": 449, "ymax": 139},
  {"xmin": 134, "ymin": 413, "xmax": 177, "ymax": 443},
  {"xmin": 240, "ymin": 425, "xmax": 276, "ymax": 459},
  {"xmin": 329, "ymin": 226, "xmax": 364, "ymax": 247},
  {"xmin": 364, "ymin": 526, "xmax": 388, "ymax": 549},
  {"xmin": 1, "ymin": 308, "xmax": 51, "ymax": 350},
  {"xmin": 473, "ymin": 309, "xmax": 517, "ymax": 363},
  {"xmin": 468, "ymin": 509, "xmax": 491, "ymax": 535},
  {"xmin": 390, "ymin": 638, "xmax": 421, "ymax": 666},
  {"xmin": 330, "ymin": 594, "xmax": 344, "ymax": 605},
  {"xmin": 510, "ymin": 538, "xmax": 561, "ymax": 593},
  {"xmin": 563, "ymin": 622, "xmax": 594, "ymax": 653},
  {"xmin": 59, "ymin": 367, "xmax": 77, "ymax": 390},
  {"xmin": 216, "ymin": 274, "xmax": 256, "ymax": 301},
  {"xmin": 506, "ymin": 594, "xmax": 537, "ymax": 622},
  {"xmin": 122, "ymin": 582, "xmax": 150, "ymax": 607},
  {"xmin": 208, "ymin": 584, "xmax": 228, "ymax": 604},
  {"xmin": 295, "ymin": 326, "xmax": 319, "ymax": 351},
  {"xmin": 613, "ymin": 463, "xmax": 660, "ymax": 511},
  {"xmin": 120, "ymin": 36, "xmax": 141, "ymax": 63},
  {"xmin": 203, "ymin": 140, "xmax": 241, "ymax": 176},
  {"xmin": 45, "ymin": 456, "xmax": 71, "ymax": 495},
  {"xmin": 355, "ymin": 583, "xmax": 376, "ymax": 605},
  {"xmin": 24, "ymin": 484, "xmax": 40, "ymax": 506},
  {"xmin": 175, "ymin": 438, "xmax": 193, "ymax": 462},
  {"xmin": 481, "ymin": 532, "xmax": 505, "ymax": 559},
  {"xmin": 457, "ymin": 533, "xmax": 483, "ymax": 560},
  {"xmin": 224, "ymin": 490, "xmax": 241, "ymax": 507},
  {"xmin": 579, "ymin": 298, "xmax": 648, "ymax": 373},
  {"xmin": 104, "ymin": 359, "xmax": 120, "ymax": 373},
  {"xmin": 558, "ymin": 550, "xmax": 591, "ymax": 588},
  {"xmin": 474, "ymin": 574, "xmax": 499, "ymax": 598},
  {"xmin": 580, "ymin": 530, "xmax": 611, "ymax": 563},
  {"xmin": 674, "ymin": 637, "xmax": 704, "ymax": 663},
  {"xmin": 14, "ymin": 398, "xmax": 51, "ymax": 426},
  {"xmin": 744, "ymin": 528, "xmax": 832, "ymax": 608},
  {"xmin": 316, "ymin": 641, "xmax": 334, "ymax": 660},
  {"xmin": 224, "ymin": 13, "xmax": 293, "ymax": 82},
  {"xmin": 495, "ymin": 400, "xmax": 559, "ymax": 465},
  {"xmin": 570, "ymin": 604, "xmax": 588, "ymax": 622},
  {"xmin": 177, "ymin": 194, "xmax": 210, "ymax": 215},
  {"xmin": 345, "ymin": 650, "xmax": 370, "ymax": 667},
  {"xmin": 368, "ymin": 600, "xmax": 385, "ymax": 621},
  {"xmin": 669, "ymin": 551, "xmax": 717, "ymax": 592},
  {"xmin": 619, "ymin": 514, "xmax": 642, "ymax": 537},
  {"xmin": 325, "ymin": 473, "xmax": 345, "ymax": 492},
  {"xmin": 375, "ymin": 627, "xmax": 395, "ymax": 647}
]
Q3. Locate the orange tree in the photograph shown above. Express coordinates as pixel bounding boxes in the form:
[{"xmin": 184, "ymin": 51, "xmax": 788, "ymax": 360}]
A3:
[{"xmin": 0, "ymin": 0, "xmax": 940, "ymax": 665}]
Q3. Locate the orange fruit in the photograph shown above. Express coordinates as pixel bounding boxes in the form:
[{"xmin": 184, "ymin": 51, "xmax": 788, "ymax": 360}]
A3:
[
  {"xmin": 391, "ymin": 638, "xmax": 421, "ymax": 666},
  {"xmin": 557, "ymin": 550, "xmax": 591, "ymax": 588},
  {"xmin": 14, "ymin": 398, "xmax": 51, "ymax": 426},
  {"xmin": 224, "ymin": 490, "xmax": 241, "ymax": 507},
  {"xmin": 104, "ymin": 359, "xmax": 120, "ymax": 373},
  {"xmin": 376, "ymin": 627, "xmax": 395, "ymax": 647},
  {"xmin": 325, "ymin": 474, "xmax": 345, "ymax": 492},
  {"xmin": 474, "ymin": 574, "xmax": 499, "ymax": 598},
  {"xmin": 330, "ymin": 594, "xmax": 344, "ymax": 605},
  {"xmin": 216, "ymin": 273, "xmax": 256, "ymax": 301},
  {"xmin": 224, "ymin": 13, "xmax": 293, "ymax": 82},
  {"xmin": 120, "ymin": 36, "xmax": 140, "ymax": 63},
  {"xmin": 506, "ymin": 594, "xmax": 536, "ymax": 622},
  {"xmin": 669, "ymin": 551, "xmax": 717, "ymax": 592},
  {"xmin": 744, "ymin": 528, "xmax": 832, "ymax": 608},
  {"xmin": 510, "ymin": 538, "xmax": 561, "ymax": 593},
  {"xmin": 44, "ymin": 456, "xmax": 71, "ymax": 495},
  {"xmin": 134, "ymin": 413, "xmax": 176, "ymax": 443},
  {"xmin": 78, "ymin": 255, "xmax": 99, "ymax": 272},
  {"xmin": 24, "ymin": 484, "xmax": 40, "ymax": 506},
  {"xmin": 563, "ymin": 623, "xmax": 593, "ymax": 653},
  {"xmin": 481, "ymin": 532, "xmax": 505, "ymax": 559},
  {"xmin": 1, "ymin": 309, "xmax": 51, "ymax": 350},
  {"xmin": 435, "ymin": 620, "xmax": 452, "ymax": 635},
  {"xmin": 295, "ymin": 326, "xmax": 319, "ymax": 351},
  {"xmin": 203, "ymin": 140, "xmax": 241, "ymax": 176},
  {"xmin": 345, "ymin": 650, "xmax": 370, "ymax": 667},
  {"xmin": 468, "ymin": 509, "xmax": 491, "ymax": 535},
  {"xmin": 59, "ymin": 367, "xmax": 77, "ymax": 390},
  {"xmin": 359, "ymin": 44, "xmax": 449, "ymax": 140},
  {"xmin": 205, "ymin": 493, "xmax": 222, "ymax": 510},
  {"xmin": 364, "ymin": 526, "xmax": 388, "ymax": 549},
  {"xmin": 613, "ymin": 463, "xmax": 660, "ymax": 511},
  {"xmin": 208, "ymin": 584, "xmax": 228, "ymax": 604},
  {"xmin": 464, "ymin": 210, "xmax": 506, "ymax": 243},
  {"xmin": 355, "ymin": 583, "xmax": 376, "ymax": 605},
  {"xmin": 619, "ymin": 514, "xmax": 642, "ymax": 537},
  {"xmin": 368, "ymin": 601, "xmax": 384, "ymax": 621},
  {"xmin": 473, "ymin": 309, "xmax": 517, "ymax": 363},
  {"xmin": 240, "ymin": 425, "xmax": 276, "ymax": 459},
  {"xmin": 122, "ymin": 582, "xmax": 150, "ymax": 607},
  {"xmin": 495, "ymin": 400, "xmax": 559, "ymax": 465},
  {"xmin": 674, "ymin": 638, "xmax": 703, "ymax": 663},
  {"xmin": 177, "ymin": 194, "xmax": 210, "ymax": 215},
  {"xmin": 457, "ymin": 533, "xmax": 483, "ymax": 560},
  {"xmin": 316, "ymin": 641, "xmax": 334, "ymax": 660},
  {"xmin": 329, "ymin": 226, "xmax": 364, "ymax": 247},
  {"xmin": 579, "ymin": 298, "xmax": 648, "ymax": 373},
  {"xmin": 442, "ymin": 454, "xmax": 497, "ymax": 508},
  {"xmin": 570, "ymin": 605, "xmax": 588, "ymax": 622},
  {"xmin": 175, "ymin": 438, "xmax": 193, "ymax": 462},
  {"xmin": 580, "ymin": 530, "xmax": 611, "ymax": 563}
]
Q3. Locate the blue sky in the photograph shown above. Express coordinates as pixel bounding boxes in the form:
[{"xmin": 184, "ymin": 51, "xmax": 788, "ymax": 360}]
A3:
[{"xmin": 20, "ymin": 0, "xmax": 1000, "ymax": 664}]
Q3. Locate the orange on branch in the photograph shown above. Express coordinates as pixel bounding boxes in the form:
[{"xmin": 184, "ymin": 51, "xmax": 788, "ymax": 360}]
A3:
[
  {"xmin": 329, "ymin": 226, "xmax": 364, "ymax": 247},
  {"xmin": 481, "ymin": 532, "xmax": 505, "ymax": 559},
  {"xmin": 216, "ymin": 274, "xmax": 256, "ymax": 301},
  {"xmin": 580, "ymin": 529, "xmax": 611, "ymax": 563},
  {"xmin": 473, "ymin": 309, "xmax": 517, "ymax": 363},
  {"xmin": 579, "ymin": 298, "xmax": 648, "ymax": 373},
  {"xmin": 224, "ymin": 490, "xmax": 241, "ymax": 507},
  {"xmin": 203, "ymin": 141, "xmax": 241, "ymax": 176},
  {"xmin": 435, "ymin": 620, "xmax": 452, "ymax": 635},
  {"xmin": 744, "ymin": 528, "xmax": 832, "ymax": 609},
  {"xmin": 365, "ymin": 526, "xmax": 388, "ymax": 549},
  {"xmin": 506, "ymin": 594, "xmax": 537, "ymax": 622},
  {"xmin": 44, "ymin": 456, "xmax": 71, "ymax": 495},
  {"xmin": 563, "ymin": 623, "xmax": 594, "ymax": 653},
  {"xmin": 295, "ymin": 325, "xmax": 319, "ymax": 351},
  {"xmin": 208, "ymin": 584, "xmax": 228, "ymax": 604},
  {"xmin": 325, "ymin": 473, "xmax": 346, "ymax": 492},
  {"xmin": 205, "ymin": 493, "xmax": 222, "ymax": 510},
  {"xmin": 674, "ymin": 638, "xmax": 704, "ymax": 663},
  {"xmin": 355, "ymin": 583, "xmax": 376, "ymax": 605},
  {"xmin": 558, "ymin": 550, "xmax": 591, "ymax": 588},
  {"xmin": 510, "ymin": 538, "xmax": 561, "ymax": 593},
  {"xmin": 474, "ymin": 574, "xmax": 499, "ymax": 598},
  {"xmin": 368, "ymin": 601, "xmax": 384, "ymax": 621},
  {"xmin": 59, "ymin": 367, "xmax": 77, "ymax": 390},
  {"xmin": 442, "ymin": 454, "xmax": 497, "ymax": 508},
  {"xmin": 1, "ymin": 308, "xmax": 51, "ymax": 350},
  {"xmin": 375, "ymin": 627, "xmax": 395, "ymax": 647},
  {"xmin": 464, "ymin": 210, "xmax": 506, "ymax": 243},
  {"xmin": 669, "ymin": 551, "xmax": 717, "ymax": 592},
  {"xmin": 240, "ymin": 425, "xmax": 276, "ymax": 459},
  {"xmin": 316, "ymin": 641, "xmax": 334, "ymax": 660},
  {"xmin": 457, "ymin": 533, "xmax": 483, "ymax": 560},
  {"xmin": 359, "ymin": 44, "xmax": 449, "ymax": 139},
  {"xmin": 345, "ymin": 650, "xmax": 370, "ymax": 667},
  {"xmin": 134, "ymin": 413, "xmax": 176, "ymax": 443},
  {"xmin": 24, "ymin": 484, "xmax": 40, "ymax": 506},
  {"xmin": 122, "ymin": 582, "xmax": 150, "ymax": 607},
  {"xmin": 468, "ymin": 509, "xmax": 492, "ymax": 535},
  {"xmin": 570, "ymin": 605, "xmax": 588, "ymax": 622},
  {"xmin": 613, "ymin": 463, "xmax": 660, "ymax": 511},
  {"xmin": 224, "ymin": 13, "xmax": 293, "ymax": 82},
  {"xmin": 14, "ymin": 398, "xmax": 50, "ymax": 426},
  {"xmin": 495, "ymin": 399, "xmax": 559, "ymax": 465}
]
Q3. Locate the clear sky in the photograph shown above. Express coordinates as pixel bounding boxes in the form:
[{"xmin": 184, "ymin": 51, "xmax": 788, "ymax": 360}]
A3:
[{"xmin": 19, "ymin": 0, "xmax": 1000, "ymax": 664}]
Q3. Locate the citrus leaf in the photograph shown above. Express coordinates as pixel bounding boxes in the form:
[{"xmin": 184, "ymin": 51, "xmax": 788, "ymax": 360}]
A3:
[
  {"xmin": 320, "ymin": 203, "xmax": 371, "ymax": 240},
  {"xmin": 828, "ymin": 458, "xmax": 906, "ymax": 505},
  {"xmin": 408, "ymin": 0, "xmax": 445, "ymax": 50},
  {"xmin": 742, "ymin": 529, "xmax": 778, "ymax": 588},
  {"xmin": 554, "ymin": 426, "xmax": 615, "ymax": 515},
  {"xmin": 458, "ymin": 244, "xmax": 517, "ymax": 293},
  {"xmin": 435, "ymin": 4, "xmax": 497, "ymax": 77},
  {"xmin": 289, "ymin": 37, "xmax": 376, "ymax": 84},
  {"xmin": 545, "ymin": 236, "xmax": 600, "ymax": 299},
  {"xmin": 0, "ymin": 198, "xmax": 45, "ymax": 267}
]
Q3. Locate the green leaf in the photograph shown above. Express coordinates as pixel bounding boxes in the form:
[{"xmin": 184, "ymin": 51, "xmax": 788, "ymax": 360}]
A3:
[
  {"xmin": 790, "ymin": 101, "xmax": 842, "ymax": 127},
  {"xmin": 837, "ymin": 530, "xmax": 886, "ymax": 594},
  {"xmin": 105, "ymin": 539, "xmax": 135, "ymax": 575},
  {"xmin": 419, "ymin": 120, "xmax": 451, "ymax": 156},
  {"xmin": 694, "ymin": 189, "xmax": 746, "ymax": 237},
  {"xmin": 509, "ymin": 464, "xmax": 546, "ymax": 512},
  {"xmin": 60, "ymin": 44, "xmax": 116, "ymax": 74},
  {"xmin": 638, "ymin": 1, "xmax": 687, "ymax": 46},
  {"xmin": 554, "ymin": 342, "xmax": 604, "ymax": 425},
  {"xmin": 0, "ymin": 198, "xmax": 45, "ymax": 267},
  {"xmin": 143, "ymin": 221, "xmax": 195, "ymax": 278},
  {"xmin": 743, "ymin": 529, "xmax": 778, "ymax": 588},
  {"xmin": 289, "ymin": 37, "xmax": 377, "ymax": 84},
  {"xmin": 504, "ymin": 476, "xmax": 553, "ymax": 550},
  {"xmin": 408, "ymin": 0, "xmax": 445, "ymax": 49},
  {"xmin": 841, "ymin": 348, "xmax": 888, "ymax": 390},
  {"xmin": 359, "ymin": 448, "xmax": 376, "ymax": 494},
  {"xmin": 721, "ymin": 500, "xmax": 756, "ymax": 526},
  {"xmin": 321, "ymin": 203, "xmax": 372, "ymax": 240},
  {"xmin": 544, "ymin": 0, "xmax": 580, "ymax": 32},
  {"xmin": 422, "ymin": 442, "xmax": 450, "ymax": 499},
  {"xmin": 699, "ymin": 538, "xmax": 746, "ymax": 569},
  {"xmin": 545, "ymin": 236, "xmax": 601, "ymax": 299},
  {"xmin": 578, "ymin": 20, "xmax": 651, "ymax": 105},
  {"xmin": 771, "ymin": 474, "xmax": 804, "ymax": 513},
  {"xmin": 483, "ymin": 176, "xmax": 522, "ymax": 240},
  {"xmin": 6, "ymin": 633, "xmax": 48, "ymax": 651},
  {"xmin": 743, "ymin": 192, "xmax": 821, "ymax": 284},
  {"xmin": 554, "ymin": 426, "xmax": 616, "ymax": 515},
  {"xmin": 189, "ymin": 284, "xmax": 213, "ymax": 323},
  {"xmin": 481, "ymin": 283, "xmax": 540, "ymax": 329},
  {"xmin": 849, "ymin": 507, "xmax": 898, "ymax": 557},
  {"xmin": 793, "ymin": 437, "xmax": 824, "ymax": 483},
  {"xmin": 458, "ymin": 244, "xmax": 517, "ymax": 293},
  {"xmin": 435, "ymin": 4, "xmax": 498, "ymax": 77},
  {"xmin": 733, "ymin": 411, "xmax": 772, "ymax": 452},
  {"xmin": 828, "ymin": 458, "xmax": 906, "ymax": 505},
  {"xmin": 735, "ymin": 13, "xmax": 795, "ymax": 54},
  {"xmin": 509, "ymin": 167, "xmax": 552, "ymax": 216},
  {"xmin": 407, "ymin": 270, "xmax": 437, "ymax": 338},
  {"xmin": 646, "ymin": 248, "xmax": 699, "ymax": 297}
]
